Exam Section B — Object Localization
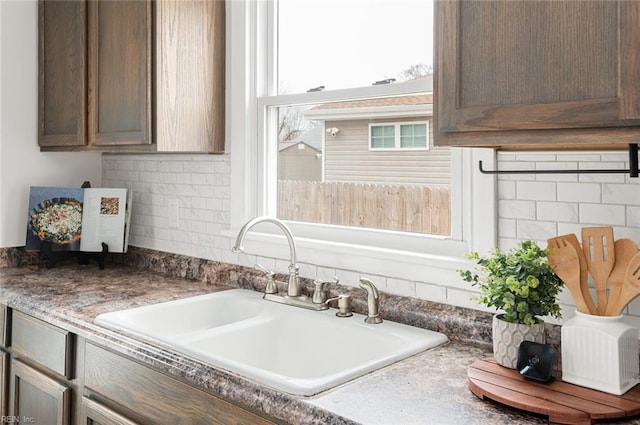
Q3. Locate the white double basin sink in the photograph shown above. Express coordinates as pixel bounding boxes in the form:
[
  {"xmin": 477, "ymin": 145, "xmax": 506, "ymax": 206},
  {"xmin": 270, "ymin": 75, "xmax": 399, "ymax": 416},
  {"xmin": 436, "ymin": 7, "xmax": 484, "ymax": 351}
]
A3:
[{"xmin": 95, "ymin": 289, "xmax": 448, "ymax": 396}]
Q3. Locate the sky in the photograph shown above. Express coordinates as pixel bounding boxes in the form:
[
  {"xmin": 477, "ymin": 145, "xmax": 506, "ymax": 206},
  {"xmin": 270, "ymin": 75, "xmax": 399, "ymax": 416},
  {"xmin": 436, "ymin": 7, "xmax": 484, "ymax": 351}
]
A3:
[{"xmin": 277, "ymin": 0, "xmax": 434, "ymax": 94}]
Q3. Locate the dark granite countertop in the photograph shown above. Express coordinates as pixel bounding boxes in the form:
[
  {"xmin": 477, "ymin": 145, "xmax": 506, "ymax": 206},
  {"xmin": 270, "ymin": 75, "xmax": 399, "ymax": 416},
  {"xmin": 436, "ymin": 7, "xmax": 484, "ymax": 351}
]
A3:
[{"xmin": 0, "ymin": 263, "xmax": 637, "ymax": 425}]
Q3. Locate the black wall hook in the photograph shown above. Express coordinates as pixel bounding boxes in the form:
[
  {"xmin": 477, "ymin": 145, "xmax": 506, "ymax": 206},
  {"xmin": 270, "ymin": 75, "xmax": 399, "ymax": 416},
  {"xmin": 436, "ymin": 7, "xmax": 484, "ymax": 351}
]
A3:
[{"xmin": 479, "ymin": 143, "xmax": 639, "ymax": 178}]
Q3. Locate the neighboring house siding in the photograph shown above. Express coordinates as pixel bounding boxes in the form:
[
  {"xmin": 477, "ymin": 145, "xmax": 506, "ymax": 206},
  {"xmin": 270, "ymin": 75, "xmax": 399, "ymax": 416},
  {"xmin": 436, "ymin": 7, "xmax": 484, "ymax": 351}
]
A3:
[
  {"xmin": 278, "ymin": 143, "xmax": 322, "ymax": 181},
  {"xmin": 324, "ymin": 117, "xmax": 450, "ymax": 185}
]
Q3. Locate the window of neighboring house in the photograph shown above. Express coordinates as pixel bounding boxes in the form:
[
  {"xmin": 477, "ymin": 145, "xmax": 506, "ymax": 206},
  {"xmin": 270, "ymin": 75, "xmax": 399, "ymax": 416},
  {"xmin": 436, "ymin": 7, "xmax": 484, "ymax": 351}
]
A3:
[{"xmin": 370, "ymin": 122, "xmax": 428, "ymax": 150}]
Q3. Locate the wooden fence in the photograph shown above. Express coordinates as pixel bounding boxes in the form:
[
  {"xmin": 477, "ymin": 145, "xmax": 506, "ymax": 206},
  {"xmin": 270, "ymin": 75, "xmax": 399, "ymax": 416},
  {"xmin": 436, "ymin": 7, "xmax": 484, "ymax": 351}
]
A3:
[{"xmin": 278, "ymin": 181, "xmax": 451, "ymax": 236}]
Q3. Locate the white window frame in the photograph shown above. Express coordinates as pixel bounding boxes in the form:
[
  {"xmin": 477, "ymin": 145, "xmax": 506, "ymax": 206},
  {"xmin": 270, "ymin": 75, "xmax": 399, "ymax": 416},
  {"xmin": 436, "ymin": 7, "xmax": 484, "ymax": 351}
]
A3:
[
  {"xmin": 369, "ymin": 121, "xmax": 429, "ymax": 151},
  {"xmin": 227, "ymin": 1, "xmax": 497, "ymax": 284}
]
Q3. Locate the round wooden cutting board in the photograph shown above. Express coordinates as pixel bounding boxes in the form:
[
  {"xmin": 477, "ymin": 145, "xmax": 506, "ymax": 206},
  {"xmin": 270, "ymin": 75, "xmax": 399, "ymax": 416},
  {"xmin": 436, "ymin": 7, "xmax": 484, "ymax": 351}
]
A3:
[{"xmin": 468, "ymin": 358, "xmax": 640, "ymax": 424}]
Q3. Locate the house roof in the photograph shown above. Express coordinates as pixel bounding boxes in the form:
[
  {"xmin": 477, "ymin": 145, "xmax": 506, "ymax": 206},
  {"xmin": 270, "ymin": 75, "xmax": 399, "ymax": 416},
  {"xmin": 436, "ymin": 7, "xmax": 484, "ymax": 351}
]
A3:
[
  {"xmin": 304, "ymin": 93, "xmax": 433, "ymax": 121},
  {"xmin": 311, "ymin": 94, "xmax": 432, "ymax": 111},
  {"xmin": 279, "ymin": 125, "xmax": 323, "ymax": 152}
]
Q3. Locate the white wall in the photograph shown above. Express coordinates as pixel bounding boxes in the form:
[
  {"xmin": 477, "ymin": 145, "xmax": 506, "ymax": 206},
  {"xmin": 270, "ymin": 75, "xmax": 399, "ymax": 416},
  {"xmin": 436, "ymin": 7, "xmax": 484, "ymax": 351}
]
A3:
[{"xmin": 0, "ymin": 1, "xmax": 102, "ymax": 247}]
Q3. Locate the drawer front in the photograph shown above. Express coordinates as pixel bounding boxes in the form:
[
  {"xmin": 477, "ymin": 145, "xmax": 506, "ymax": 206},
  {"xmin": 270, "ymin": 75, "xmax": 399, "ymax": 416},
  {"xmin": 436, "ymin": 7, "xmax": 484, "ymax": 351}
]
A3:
[
  {"xmin": 84, "ymin": 343, "xmax": 278, "ymax": 425},
  {"xmin": 80, "ymin": 397, "xmax": 141, "ymax": 425},
  {"xmin": 12, "ymin": 311, "xmax": 73, "ymax": 379}
]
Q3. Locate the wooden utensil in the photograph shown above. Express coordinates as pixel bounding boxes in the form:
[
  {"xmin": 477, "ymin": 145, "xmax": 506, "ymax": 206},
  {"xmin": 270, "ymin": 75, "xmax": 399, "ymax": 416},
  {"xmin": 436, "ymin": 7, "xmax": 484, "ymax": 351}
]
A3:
[
  {"xmin": 581, "ymin": 227, "xmax": 615, "ymax": 315},
  {"xmin": 606, "ymin": 238, "xmax": 639, "ymax": 316},
  {"xmin": 604, "ymin": 252, "xmax": 640, "ymax": 316},
  {"xmin": 547, "ymin": 236, "xmax": 593, "ymax": 315},
  {"xmin": 557, "ymin": 233, "xmax": 597, "ymax": 315}
]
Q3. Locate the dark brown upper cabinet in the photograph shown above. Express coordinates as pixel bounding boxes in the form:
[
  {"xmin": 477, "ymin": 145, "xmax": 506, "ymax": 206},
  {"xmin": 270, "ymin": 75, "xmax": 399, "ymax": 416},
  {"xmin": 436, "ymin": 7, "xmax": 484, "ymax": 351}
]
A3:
[
  {"xmin": 435, "ymin": 0, "xmax": 640, "ymax": 149},
  {"xmin": 38, "ymin": 0, "xmax": 225, "ymax": 153},
  {"xmin": 88, "ymin": 1, "xmax": 152, "ymax": 148},
  {"xmin": 38, "ymin": 0, "xmax": 87, "ymax": 148}
]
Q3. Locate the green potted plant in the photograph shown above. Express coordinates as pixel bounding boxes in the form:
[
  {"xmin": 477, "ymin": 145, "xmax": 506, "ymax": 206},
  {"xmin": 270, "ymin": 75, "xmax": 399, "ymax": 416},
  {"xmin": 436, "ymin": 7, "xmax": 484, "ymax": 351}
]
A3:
[{"xmin": 458, "ymin": 240, "xmax": 564, "ymax": 368}]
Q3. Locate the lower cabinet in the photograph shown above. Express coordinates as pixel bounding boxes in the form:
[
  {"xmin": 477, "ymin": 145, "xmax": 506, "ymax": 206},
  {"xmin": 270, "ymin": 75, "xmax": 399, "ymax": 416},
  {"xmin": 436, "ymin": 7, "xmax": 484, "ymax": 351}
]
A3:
[
  {"xmin": 83, "ymin": 343, "xmax": 279, "ymax": 425},
  {"xmin": 9, "ymin": 359, "xmax": 71, "ymax": 425},
  {"xmin": 0, "ymin": 309, "xmax": 280, "ymax": 425},
  {"xmin": 80, "ymin": 397, "xmax": 140, "ymax": 425}
]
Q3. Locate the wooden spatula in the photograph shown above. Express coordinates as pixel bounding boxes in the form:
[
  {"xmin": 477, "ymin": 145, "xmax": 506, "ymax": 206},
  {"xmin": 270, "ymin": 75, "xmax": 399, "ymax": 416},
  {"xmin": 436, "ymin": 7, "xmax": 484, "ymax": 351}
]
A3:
[
  {"xmin": 558, "ymin": 233, "xmax": 597, "ymax": 315},
  {"xmin": 604, "ymin": 252, "xmax": 640, "ymax": 316},
  {"xmin": 581, "ymin": 227, "xmax": 615, "ymax": 315},
  {"xmin": 606, "ymin": 239, "xmax": 639, "ymax": 316},
  {"xmin": 547, "ymin": 236, "xmax": 593, "ymax": 315}
]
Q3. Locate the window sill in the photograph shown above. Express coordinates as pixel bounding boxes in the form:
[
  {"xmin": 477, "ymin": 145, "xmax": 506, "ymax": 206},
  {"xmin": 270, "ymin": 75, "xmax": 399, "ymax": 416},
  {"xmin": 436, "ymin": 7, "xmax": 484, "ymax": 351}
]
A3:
[{"xmin": 222, "ymin": 224, "xmax": 471, "ymax": 285}]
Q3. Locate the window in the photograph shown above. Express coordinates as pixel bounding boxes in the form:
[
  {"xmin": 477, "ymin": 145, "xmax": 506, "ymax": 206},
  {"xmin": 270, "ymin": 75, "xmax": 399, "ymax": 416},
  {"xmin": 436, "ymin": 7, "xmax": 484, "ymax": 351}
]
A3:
[
  {"xmin": 227, "ymin": 1, "xmax": 496, "ymax": 281},
  {"xmin": 370, "ymin": 122, "xmax": 428, "ymax": 150},
  {"xmin": 265, "ymin": 0, "xmax": 448, "ymax": 236}
]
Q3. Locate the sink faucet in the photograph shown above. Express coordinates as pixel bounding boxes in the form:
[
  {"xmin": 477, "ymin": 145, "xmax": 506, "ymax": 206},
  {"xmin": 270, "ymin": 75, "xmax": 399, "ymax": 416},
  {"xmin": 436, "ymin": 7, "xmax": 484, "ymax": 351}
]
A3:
[
  {"xmin": 232, "ymin": 216, "xmax": 301, "ymax": 297},
  {"xmin": 359, "ymin": 278, "xmax": 383, "ymax": 324}
]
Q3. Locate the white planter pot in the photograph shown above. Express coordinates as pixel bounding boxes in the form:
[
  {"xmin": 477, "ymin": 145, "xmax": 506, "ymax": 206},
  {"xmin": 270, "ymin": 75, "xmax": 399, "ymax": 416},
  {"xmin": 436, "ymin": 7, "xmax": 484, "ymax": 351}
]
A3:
[
  {"xmin": 492, "ymin": 314, "xmax": 545, "ymax": 369},
  {"xmin": 561, "ymin": 310, "xmax": 639, "ymax": 395}
]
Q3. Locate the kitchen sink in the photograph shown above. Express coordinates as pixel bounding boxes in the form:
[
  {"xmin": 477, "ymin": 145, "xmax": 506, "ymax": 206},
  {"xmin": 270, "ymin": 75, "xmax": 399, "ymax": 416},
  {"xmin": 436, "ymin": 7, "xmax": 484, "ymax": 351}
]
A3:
[
  {"xmin": 94, "ymin": 290, "xmax": 263, "ymax": 339},
  {"xmin": 95, "ymin": 289, "xmax": 448, "ymax": 396}
]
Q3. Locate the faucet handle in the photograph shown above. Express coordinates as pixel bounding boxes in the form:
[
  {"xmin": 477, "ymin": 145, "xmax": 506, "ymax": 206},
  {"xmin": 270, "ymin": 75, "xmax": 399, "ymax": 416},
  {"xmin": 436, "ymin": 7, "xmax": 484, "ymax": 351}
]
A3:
[
  {"xmin": 255, "ymin": 263, "xmax": 277, "ymax": 294},
  {"xmin": 359, "ymin": 278, "xmax": 383, "ymax": 324},
  {"xmin": 312, "ymin": 276, "xmax": 339, "ymax": 304}
]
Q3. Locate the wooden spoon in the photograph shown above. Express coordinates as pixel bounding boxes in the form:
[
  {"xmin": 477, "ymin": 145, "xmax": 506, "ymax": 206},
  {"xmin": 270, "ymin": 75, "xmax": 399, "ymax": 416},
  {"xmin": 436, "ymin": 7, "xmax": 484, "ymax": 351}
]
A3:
[
  {"xmin": 581, "ymin": 227, "xmax": 615, "ymax": 315},
  {"xmin": 547, "ymin": 236, "xmax": 592, "ymax": 314},
  {"xmin": 606, "ymin": 239, "xmax": 639, "ymax": 315},
  {"xmin": 604, "ymin": 252, "xmax": 640, "ymax": 316}
]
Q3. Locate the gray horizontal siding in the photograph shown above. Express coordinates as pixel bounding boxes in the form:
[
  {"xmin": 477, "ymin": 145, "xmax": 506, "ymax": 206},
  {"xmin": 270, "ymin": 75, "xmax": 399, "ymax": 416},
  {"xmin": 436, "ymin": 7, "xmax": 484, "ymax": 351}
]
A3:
[{"xmin": 324, "ymin": 117, "xmax": 450, "ymax": 185}]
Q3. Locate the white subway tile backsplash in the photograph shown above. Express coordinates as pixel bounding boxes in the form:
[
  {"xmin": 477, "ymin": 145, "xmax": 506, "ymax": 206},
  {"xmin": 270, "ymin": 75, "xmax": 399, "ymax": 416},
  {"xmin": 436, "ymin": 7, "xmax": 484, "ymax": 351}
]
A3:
[
  {"xmin": 554, "ymin": 152, "xmax": 602, "ymax": 162},
  {"xmin": 498, "ymin": 200, "xmax": 536, "ymax": 219},
  {"xmin": 579, "ymin": 203, "xmax": 626, "ymax": 226},
  {"xmin": 516, "ymin": 220, "xmax": 557, "ymax": 241},
  {"xmin": 557, "ymin": 182, "xmax": 601, "ymax": 203},
  {"xmin": 415, "ymin": 282, "xmax": 447, "ymax": 303},
  {"xmin": 515, "ymin": 153, "xmax": 556, "ymax": 162},
  {"xmin": 516, "ymin": 181, "xmax": 556, "ymax": 201},
  {"xmin": 497, "ymin": 151, "xmax": 640, "ymax": 324},
  {"xmin": 536, "ymin": 201, "xmax": 578, "ymax": 223},
  {"xmin": 628, "ymin": 207, "xmax": 640, "ymax": 227},
  {"xmin": 497, "ymin": 180, "xmax": 516, "ymax": 200},
  {"xmin": 602, "ymin": 184, "xmax": 640, "ymax": 205},
  {"xmin": 386, "ymin": 278, "xmax": 416, "ymax": 297},
  {"xmin": 104, "ymin": 149, "xmax": 640, "ymax": 323},
  {"xmin": 498, "ymin": 218, "xmax": 516, "ymax": 238}
]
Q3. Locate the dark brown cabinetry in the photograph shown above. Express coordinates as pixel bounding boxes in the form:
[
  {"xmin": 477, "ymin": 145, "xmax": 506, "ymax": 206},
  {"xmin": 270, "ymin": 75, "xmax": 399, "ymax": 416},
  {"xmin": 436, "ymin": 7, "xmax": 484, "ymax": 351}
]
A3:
[
  {"xmin": 38, "ymin": 0, "xmax": 86, "ymax": 148},
  {"xmin": 9, "ymin": 311, "xmax": 73, "ymax": 425},
  {"xmin": 435, "ymin": 0, "xmax": 640, "ymax": 148},
  {"xmin": 9, "ymin": 360, "xmax": 71, "ymax": 425},
  {"xmin": 88, "ymin": 1, "xmax": 152, "ymax": 147},
  {"xmin": 38, "ymin": 0, "xmax": 225, "ymax": 153},
  {"xmin": 80, "ymin": 397, "xmax": 140, "ymax": 425},
  {"xmin": 83, "ymin": 343, "xmax": 278, "ymax": 425},
  {"xmin": 1, "ymin": 309, "xmax": 278, "ymax": 425}
]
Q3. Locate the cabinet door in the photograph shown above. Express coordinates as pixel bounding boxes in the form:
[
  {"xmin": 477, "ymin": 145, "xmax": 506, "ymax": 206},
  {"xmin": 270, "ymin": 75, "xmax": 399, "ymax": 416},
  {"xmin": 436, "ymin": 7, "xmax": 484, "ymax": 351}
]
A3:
[
  {"xmin": 9, "ymin": 360, "xmax": 71, "ymax": 425},
  {"xmin": 38, "ymin": 0, "xmax": 87, "ymax": 148},
  {"xmin": 155, "ymin": 0, "xmax": 225, "ymax": 152},
  {"xmin": 88, "ymin": 0, "xmax": 152, "ymax": 146},
  {"xmin": 80, "ymin": 398, "xmax": 140, "ymax": 425},
  {"xmin": 435, "ymin": 0, "xmax": 640, "ymax": 147}
]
